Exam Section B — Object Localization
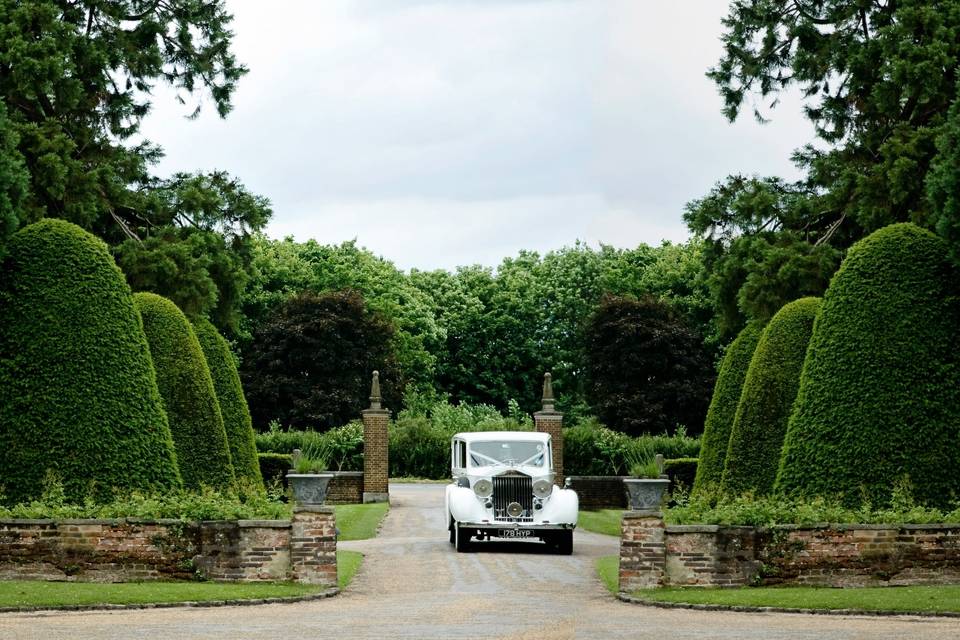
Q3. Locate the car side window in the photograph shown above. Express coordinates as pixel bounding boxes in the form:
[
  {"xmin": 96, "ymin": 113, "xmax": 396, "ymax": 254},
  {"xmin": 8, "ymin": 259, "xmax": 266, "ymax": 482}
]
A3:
[{"xmin": 458, "ymin": 441, "xmax": 466, "ymax": 469}]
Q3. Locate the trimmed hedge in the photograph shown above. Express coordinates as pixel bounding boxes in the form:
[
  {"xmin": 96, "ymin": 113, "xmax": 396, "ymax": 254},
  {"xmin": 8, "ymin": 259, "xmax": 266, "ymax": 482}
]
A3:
[
  {"xmin": 193, "ymin": 318, "xmax": 264, "ymax": 493},
  {"xmin": 134, "ymin": 293, "xmax": 236, "ymax": 491},
  {"xmin": 776, "ymin": 224, "xmax": 960, "ymax": 507},
  {"xmin": 258, "ymin": 453, "xmax": 292, "ymax": 487},
  {"xmin": 0, "ymin": 219, "xmax": 181, "ymax": 503},
  {"xmin": 664, "ymin": 458, "xmax": 698, "ymax": 491},
  {"xmin": 692, "ymin": 321, "xmax": 766, "ymax": 495},
  {"xmin": 721, "ymin": 297, "xmax": 821, "ymax": 496}
]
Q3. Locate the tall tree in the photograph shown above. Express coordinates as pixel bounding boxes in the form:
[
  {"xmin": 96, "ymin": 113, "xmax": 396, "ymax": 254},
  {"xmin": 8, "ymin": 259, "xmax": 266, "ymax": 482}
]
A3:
[
  {"xmin": 0, "ymin": 103, "xmax": 27, "ymax": 259},
  {"xmin": 0, "ymin": 0, "xmax": 246, "ymax": 236},
  {"xmin": 583, "ymin": 294, "xmax": 715, "ymax": 436},
  {"xmin": 241, "ymin": 290, "xmax": 399, "ymax": 431},
  {"xmin": 691, "ymin": 1, "xmax": 960, "ymax": 337}
]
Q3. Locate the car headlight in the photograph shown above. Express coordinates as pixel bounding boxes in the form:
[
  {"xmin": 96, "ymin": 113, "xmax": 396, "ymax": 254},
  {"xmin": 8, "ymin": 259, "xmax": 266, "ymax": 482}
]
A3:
[
  {"xmin": 533, "ymin": 478, "xmax": 553, "ymax": 499},
  {"xmin": 473, "ymin": 478, "xmax": 493, "ymax": 498}
]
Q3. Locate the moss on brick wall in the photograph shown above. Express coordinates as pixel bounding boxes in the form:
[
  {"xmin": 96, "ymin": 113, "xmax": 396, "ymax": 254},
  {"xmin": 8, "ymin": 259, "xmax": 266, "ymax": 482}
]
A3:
[
  {"xmin": 135, "ymin": 293, "xmax": 235, "ymax": 491},
  {"xmin": 776, "ymin": 224, "xmax": 960, "ymax": 507},
  {"xmin": 0, "ymin": 219, "xmax": 181, "ymax": 503},
  {"xmin": 721, "ymin": 297, "xmax": 820, "ymax": 496}
]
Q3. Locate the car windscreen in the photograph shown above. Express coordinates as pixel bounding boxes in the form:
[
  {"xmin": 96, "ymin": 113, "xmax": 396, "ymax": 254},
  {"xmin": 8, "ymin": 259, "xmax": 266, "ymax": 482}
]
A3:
[{"xmin": 468, "ymin": 441, "xmax": 547, "ymax": 467}]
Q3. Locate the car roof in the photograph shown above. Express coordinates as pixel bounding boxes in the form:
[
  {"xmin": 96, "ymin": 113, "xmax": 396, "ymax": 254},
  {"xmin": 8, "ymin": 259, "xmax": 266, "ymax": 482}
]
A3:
[{"xmin": 452, "ymin": 431, "xmax": 550, "ymax": 443}]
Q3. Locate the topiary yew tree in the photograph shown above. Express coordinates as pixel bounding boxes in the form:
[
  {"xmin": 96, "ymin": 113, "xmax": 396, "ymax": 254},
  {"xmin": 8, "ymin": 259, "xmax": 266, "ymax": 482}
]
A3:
[
  {"xmin": 0, "ymin": 219, "xmax": 181, "ymax": 503},
  {"xmin": 193, "ymin": 317, "xmax": 263, "ymax": 492},
  {"xmin": 776, "ymin": 224, "xmax": 960, "ymax": 507},
  {"xmin": 721, "ymin": 297, "xmax": 820, "ymax": 496},
  {"xmin": 134, "ymin": 292, "xmax": 235, "ymax": 491},
  {"xmin": 692, "ymin": 320, "xmax": 766, "ymax": 495}
]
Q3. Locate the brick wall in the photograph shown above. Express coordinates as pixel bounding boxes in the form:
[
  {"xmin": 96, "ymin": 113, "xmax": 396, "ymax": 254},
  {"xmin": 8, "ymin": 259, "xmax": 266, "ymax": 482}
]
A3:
[
  {"xmin": 619, "ymin": 511, "xmax": 666, "ymax": 591},
  {"xmin": 362, "ymin": 408, "xmax": 390, "ymax": 502},
  {"xmin": 619, "ymin": 514, "xmax": 960, "ymax": 590},
  {"xmin": 567, "ymin": 476, "xmax": 628, "ymax": 508},
  {"xmin": 327, "ymin": 472, "xmax": 363, "ymax": 505},
  {"xmin": 0, "ymin": 515, "xmax": 337, "ymax": 586}
]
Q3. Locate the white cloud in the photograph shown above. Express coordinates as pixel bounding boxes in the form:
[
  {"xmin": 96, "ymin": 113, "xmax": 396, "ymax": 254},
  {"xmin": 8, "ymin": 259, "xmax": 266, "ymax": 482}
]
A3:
[{"xmin": 138, "ymin": 0, "xmax": 817, "ymax": 271}]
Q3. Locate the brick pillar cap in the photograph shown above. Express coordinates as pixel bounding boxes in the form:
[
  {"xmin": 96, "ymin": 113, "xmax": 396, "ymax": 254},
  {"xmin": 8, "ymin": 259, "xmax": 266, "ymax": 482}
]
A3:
[{"xmin": 535, "ymin": 371, "xmax": 562, "ymax": 417}]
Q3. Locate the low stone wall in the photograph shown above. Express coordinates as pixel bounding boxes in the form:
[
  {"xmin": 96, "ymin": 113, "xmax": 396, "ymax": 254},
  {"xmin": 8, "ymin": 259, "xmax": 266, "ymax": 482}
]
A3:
[
  {"xmin": 0, "ymin": 509, "xmax": 337, "ymax": 585},
  {"xmin": 619, "ymin": 513, "xmax": 960, "ymax": 591},
  {"xmin": 327, "ymin": 472, "xmax": 364, "ymax": 505},
  {"xmin": 568, "ymin": 476, "xmax": 628, "ymax": 509}
]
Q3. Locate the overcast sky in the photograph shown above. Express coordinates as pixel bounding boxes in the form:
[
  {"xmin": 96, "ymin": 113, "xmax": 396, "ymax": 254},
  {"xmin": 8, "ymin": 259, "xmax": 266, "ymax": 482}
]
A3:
[{"xmin": 138, "ymin": 0, "xmax": 814, "ymax": 271}]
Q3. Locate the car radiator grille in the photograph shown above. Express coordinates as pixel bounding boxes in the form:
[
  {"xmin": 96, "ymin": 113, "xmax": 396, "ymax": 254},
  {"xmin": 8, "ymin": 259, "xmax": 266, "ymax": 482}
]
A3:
[{"xmin": 493, "ymin": 474, "xmax": 533, "ymax": 522}]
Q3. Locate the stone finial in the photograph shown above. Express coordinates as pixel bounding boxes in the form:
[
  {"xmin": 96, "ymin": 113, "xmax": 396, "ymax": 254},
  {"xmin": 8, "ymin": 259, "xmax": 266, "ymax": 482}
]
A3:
[
  {"xmin": 541, "ymin": 372, "xmax": 555, "ymax": 412},
  {"xmin": 369, "ymin": 370, "xmax": 382, "ymax": 410}
]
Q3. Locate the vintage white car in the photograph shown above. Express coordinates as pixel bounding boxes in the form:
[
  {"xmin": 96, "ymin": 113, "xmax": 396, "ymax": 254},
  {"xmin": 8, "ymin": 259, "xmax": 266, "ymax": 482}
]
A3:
[{"xmin": 445, "ymin": 431, "xmax": 578, "ymax": 554}]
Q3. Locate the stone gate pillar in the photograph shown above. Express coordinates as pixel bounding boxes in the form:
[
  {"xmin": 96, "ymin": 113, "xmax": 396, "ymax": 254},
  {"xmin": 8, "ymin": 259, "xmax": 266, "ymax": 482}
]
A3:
[
  {"xmin": 361, "ymin": 371, "xmax": 390, "ymax": 504},
  {"xmin": 534, "ymin": 372, "xmax": 564, "ymax": 484}
]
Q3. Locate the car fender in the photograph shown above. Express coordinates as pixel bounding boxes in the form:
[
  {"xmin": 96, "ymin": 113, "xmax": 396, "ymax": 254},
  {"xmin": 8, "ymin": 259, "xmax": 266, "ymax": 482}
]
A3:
[
  {"xmin": 541, "ymin": 487, "xmax": 578, "ymax": 526},
  {"xmin": 448, "ymin": 485, "xmax": 486, "ymax": 523}
]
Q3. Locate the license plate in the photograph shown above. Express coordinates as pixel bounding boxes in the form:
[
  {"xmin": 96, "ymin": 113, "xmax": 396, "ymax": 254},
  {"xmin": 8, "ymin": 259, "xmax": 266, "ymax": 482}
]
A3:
[{"xmin": 498, "ymin": 529, "xmax": 532, "ymax": 538}]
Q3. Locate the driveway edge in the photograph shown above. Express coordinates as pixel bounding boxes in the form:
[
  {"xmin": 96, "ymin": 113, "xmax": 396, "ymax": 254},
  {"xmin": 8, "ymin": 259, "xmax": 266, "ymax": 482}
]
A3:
[
  {"xmin": 0, "ymin": 587, "xmax": 340, "ymax": 614},
  {"xmin": 616, "ymin": 593, "xmax": 960, "ymax": 619}
]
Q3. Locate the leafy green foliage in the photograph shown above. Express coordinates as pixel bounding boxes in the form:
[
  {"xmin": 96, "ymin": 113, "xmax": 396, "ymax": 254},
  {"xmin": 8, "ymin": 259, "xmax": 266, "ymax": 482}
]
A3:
[
  {"xmin": 562, "ymin": 420, "xmax": 700, "ymax": 476},
  {"xmin": 242, "ymin": 290, "xmax": 398, "ymax": 431},
  {"xmin": 927, "ymin": 79, "xmax": 960, "ymax": 266},
  {"xmin": 721, "ymin": 297, "xmax": 820, "ymax": 496},
  {"xmin": 583, "ymin": 295, "xmax": 715, "ymax": 436},
  {"xmin": 242, "ymin": 237, "xmax": 439, "ymax": 389},
  {"xmin": 667, "ymin": 484, "xmax": 960, "ymax": 527},
  {"xmin": 134, "ymin": 292, "xmax": 235, "ymax": 491},
  {"xmin": 1, "ymin": 474, "xmax": 288, "ymax": 521},
  {"xmin": 663, "ymin": 458, "xmax": 698, "ymax": 491},
  {"xmin": 684, "ymin": 177, "xmax": 841, "ymax": 340},
  {"xmin": 777, "ymin": 224, "xmax": 960, "ymax": 507},
  {"xmin": 256, "ymin": 421, "xmax": 364, "ymax": 472},
  {"xmin": 193, "ymin": 318, "xmax": 263, "ymax": 492},
  {"xmin": 257, "ymin": 453, "xmax": 293, "ymax": 486},
  {"xmin": 692, "ymin": 321, "xmax": 766, "ymax": 495},
  {"xmin": 710, "ymin": 0, "xmax": 960, "ymax": 245},
  {"xmin": 0, "ymin": 104, "xmax": 27, "ymax": 260},
  {"xmin": 0, "ymin": 219, "xmax": 180, "ymax": 503},
  {"xmin": 0, "ymin": 0, "xmax": 245, "ymax": 236}
]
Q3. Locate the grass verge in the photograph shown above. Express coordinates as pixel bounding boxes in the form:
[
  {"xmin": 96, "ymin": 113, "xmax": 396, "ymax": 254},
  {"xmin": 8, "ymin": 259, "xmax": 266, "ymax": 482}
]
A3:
[
  {"xmin": 596, "ymin": 555, "xmax": 619, "ymax": 594},
  {"xmin": 635, "ymin": 585, "xmax": 960, "ymax": 614},
  {"xmin": 334, "ymin": 502, "xmax": 389, "ymax": 540},
  {"xmin": 0, "ymin": 581, "xmax": 327, "ymax": 608},
  {"xmin": 390, "ymin": 477, "xmax": 449, "ymax": 484},
  {"xmin": 577, "ymin": 509, "xmax": 622, "ymax": 537},
  {"xmin": 337, "ymin": 550, "xmax": 363, "ymax": 590}
]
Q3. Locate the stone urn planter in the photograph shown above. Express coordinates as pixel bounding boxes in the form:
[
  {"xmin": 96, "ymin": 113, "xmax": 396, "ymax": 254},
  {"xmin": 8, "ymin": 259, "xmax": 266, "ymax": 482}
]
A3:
[
  {"xmin": 623, "ymin": 477, "xmax": 670, "ymax": 511},
  {"xmin": 287, "ymin": 473, "xmax": 334, "ymax": 506}
]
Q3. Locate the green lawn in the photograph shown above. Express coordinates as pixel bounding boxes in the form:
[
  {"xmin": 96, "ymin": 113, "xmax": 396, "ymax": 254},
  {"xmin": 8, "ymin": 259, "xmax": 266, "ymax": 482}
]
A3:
[
  {"xmin": 596, "ymin": 555, "xmax": 619, "ymax": 594},
  {"xmin": 334, "ymin": 502, "xmax": 389, "ymax": 540},
  {"xmin": 578, "ymin": 509, "xmax": 622, "ymax": 537},
  {"xmin": 637, "ymin": 585, "xmax": 960, "ymax": 614},
  {"xmin": 337, "ymin": 550, "xmax": 363, "ymax": 589},
  {"xmin": 0, "ymin": 580, "xmax": 328, "ymax": 608}
]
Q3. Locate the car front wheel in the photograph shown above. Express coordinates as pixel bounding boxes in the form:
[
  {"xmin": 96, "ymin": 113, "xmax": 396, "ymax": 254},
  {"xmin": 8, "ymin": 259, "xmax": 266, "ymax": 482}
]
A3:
[
  {"xmin": 454, "ymin": 522, "xmax": 471, "ymax": 552},
  {"xmin": 448, "ymin": 515, "xmax": 455, "ymax": 544},
  {"xmin": 554, "ymin": 530, "xmax": 573, "ymax": 555}
]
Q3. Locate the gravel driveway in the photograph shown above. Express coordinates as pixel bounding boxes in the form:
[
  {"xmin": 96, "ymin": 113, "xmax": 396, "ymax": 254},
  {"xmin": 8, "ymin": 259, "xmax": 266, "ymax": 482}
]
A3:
[{"xmin": 2, "ymin": 483, "xmax": 958, "ymax": 639}]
